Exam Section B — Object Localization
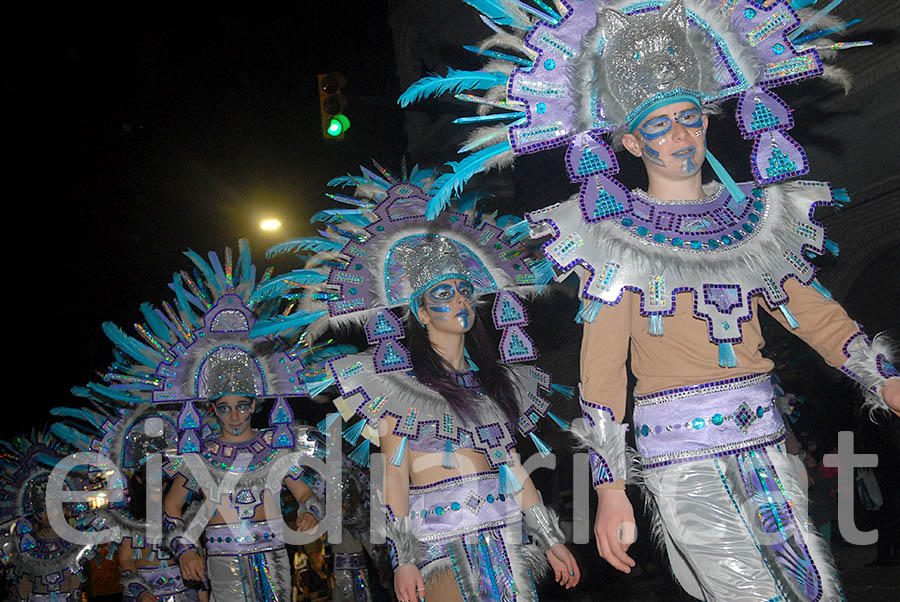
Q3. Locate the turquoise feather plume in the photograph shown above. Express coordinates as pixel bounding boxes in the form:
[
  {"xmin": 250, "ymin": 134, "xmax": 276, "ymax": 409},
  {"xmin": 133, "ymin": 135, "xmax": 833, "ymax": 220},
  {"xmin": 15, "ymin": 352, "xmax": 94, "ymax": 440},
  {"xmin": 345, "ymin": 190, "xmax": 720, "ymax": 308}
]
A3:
[
  {"xmin": 327, "ymin": 174, "xmax": 371, "ymax": 188},
  {"xmin": 183, "ymin": 249, "xmax": 222, "ymax": 296},
  {"xmin": 102, "ymin": 322, "xmax": 163, "ymax": 368},
  {"xmin": 462, "ymin": 0, "xmax": 531, "ymax": 29},
  {"xmin": 398, "ymin": 68, "xmax": 508, "ymax": 108},
  {"xmin": 49, "ymin": 424, "xmax": 93, "ymax": 451},
  {"xmin": 50, "ymin": 407, "xmax": 105, "ymax": 430},
  {"xmin": 139, "ymin": 303, "xmax": 175, "ymax": 344},
  {"xmin": 250, "ymin": 310, "xmax": 329, "ymax": 338},
  {"xmin": 238, "ymin": 238, "xmax": 253, "ymax": 288},
  {"xmin": 266, "ymin": 237, "xmax": 344, "ymax": 259},
  {"xmin": 427, "ymin": 141, "xmax": 512, "ymax": 220},
  {"xmin": 249, "ymin": 270, "xmax": 328, "ymax": 303},
  {"xmin": 309, "ymin": 209, "xmax": 372, "ymax": 227}
]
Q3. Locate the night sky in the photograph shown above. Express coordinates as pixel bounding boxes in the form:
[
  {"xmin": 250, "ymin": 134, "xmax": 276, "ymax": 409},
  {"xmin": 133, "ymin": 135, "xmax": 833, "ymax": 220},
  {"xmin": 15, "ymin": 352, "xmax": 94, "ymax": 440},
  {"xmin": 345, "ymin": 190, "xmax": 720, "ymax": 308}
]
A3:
[{"xmin": 16, "ymin": 6, "xmax": 405, "ymax": 440}]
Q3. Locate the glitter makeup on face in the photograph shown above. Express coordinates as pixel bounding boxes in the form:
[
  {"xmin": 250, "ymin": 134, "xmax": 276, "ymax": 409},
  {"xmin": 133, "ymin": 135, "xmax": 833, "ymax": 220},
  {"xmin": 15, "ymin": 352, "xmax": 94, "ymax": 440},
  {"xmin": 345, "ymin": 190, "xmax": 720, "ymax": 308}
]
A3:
[{"xmin": 456, "ymin": 309, "xmax": 471, "ymax": 329}]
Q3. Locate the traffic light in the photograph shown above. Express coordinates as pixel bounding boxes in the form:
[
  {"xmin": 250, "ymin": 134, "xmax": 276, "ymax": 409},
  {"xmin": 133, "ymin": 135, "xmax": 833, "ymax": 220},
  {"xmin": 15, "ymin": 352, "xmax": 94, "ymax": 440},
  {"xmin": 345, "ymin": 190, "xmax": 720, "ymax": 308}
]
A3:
[{"xmin": 318, "ymin": 72, "xmax": 350, "ymax": 140}]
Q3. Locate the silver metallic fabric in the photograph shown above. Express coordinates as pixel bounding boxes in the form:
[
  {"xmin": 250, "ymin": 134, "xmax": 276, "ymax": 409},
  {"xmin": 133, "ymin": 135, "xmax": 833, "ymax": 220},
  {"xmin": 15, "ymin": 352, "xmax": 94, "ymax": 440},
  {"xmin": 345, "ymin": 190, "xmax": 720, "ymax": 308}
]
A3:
[
  {"xmin": 643, "ymin": 443, "xmax": 841, "ymax": 601},
  {"xmin": 523, "ymin": 504, "xmax": 565, "ymax": 552},
  {"xmin": 204, "ymin": 347, "xmax": 261, "ymax": 400},
  {"xmin": 334, "ymin": 552, "xmax": 372, "ymax": 602},
  {"xmin": 391, "ymin": 235, "xmax": 470, "ymax": 296},
  {"xmin": 206, "ymin": 546, "xmax": 290, "ymax": 602},
  {"xmin": 572, "ymin": 386, "xmax": 628, "ymax": 484}
]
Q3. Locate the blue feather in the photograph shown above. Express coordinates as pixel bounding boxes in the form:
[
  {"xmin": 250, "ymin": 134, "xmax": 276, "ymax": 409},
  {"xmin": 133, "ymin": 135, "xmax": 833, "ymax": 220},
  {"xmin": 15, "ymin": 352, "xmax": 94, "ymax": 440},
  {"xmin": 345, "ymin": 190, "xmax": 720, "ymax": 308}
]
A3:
[
  {"xmin": 398, "ymin": 69, "xmax": 509, "ymax": 108},
  {"xmin": 266, "ymin": 237, "xmax": 344, "ymax": 258},
  {"xmin": 182, "ymin": 249, "xmax": 222, "ymax": 296},
  {"xmin": 139, "ymin": 303, "xmax": 175, "ymax": 344},
  {"xmin": 309, "ymin": 209, "xmax": 372, "ymax": 227},
  {"xmin": 87, "ymin": 382, "xmax": 144, "ymax": 403},
  {"xmin": 238, "ymin": 238, "xmax": 253, "ymax": 288},
  {"xmin": 249, "ymin": 310, "xmax": 329, "ymax": 338},
  {"xmin": 249, "ymin": 270, "xmax": 328, "ymax": 303},
  {"xmin": 207, "ymin": 251, "xmax": 227, "ymax": 292},
  {"xmin": 50, "ymin": 407, "xmax": 105, "ymax": 430},
  {"xmin": 50, "ymin": 423, "xmax": 94, "ymax": 451},
  {"xmin": 327, "ymin": 174, "xmax": 369, "ymax": 188},
  {"xmin": 462, "ymin": 0, "xmax": 531, "ymax": 29},
  {"xmin": 427, "ymin": 141, "xmax": 512, "ymax": 220},
  {"xmin": 359, "ymin": 165, "xmax": 391, "ymax": 189},
  {"xmin": 171, "ymin": 273, "xmax": 200, "ymax": 328},
  {"xmin": 102, "ymin": 322, "xmax": 162, "ymax": 369}
]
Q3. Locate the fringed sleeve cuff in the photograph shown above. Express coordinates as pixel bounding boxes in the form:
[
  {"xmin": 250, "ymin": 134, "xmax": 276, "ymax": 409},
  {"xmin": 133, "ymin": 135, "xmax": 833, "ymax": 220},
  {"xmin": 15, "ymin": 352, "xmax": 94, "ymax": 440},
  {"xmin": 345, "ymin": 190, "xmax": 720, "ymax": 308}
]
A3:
[{"xmin": 841, "ymin": 331, "xmax": 898, "ymax": 419}]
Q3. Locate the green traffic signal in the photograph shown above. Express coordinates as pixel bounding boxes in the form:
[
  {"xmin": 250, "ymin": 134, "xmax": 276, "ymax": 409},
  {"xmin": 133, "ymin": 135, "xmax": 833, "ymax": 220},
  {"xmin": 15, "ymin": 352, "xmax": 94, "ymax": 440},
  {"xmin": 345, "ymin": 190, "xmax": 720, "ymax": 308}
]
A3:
[{"xmin": 327, "ymin": 114, "xmax": 351, "ymax": 137}]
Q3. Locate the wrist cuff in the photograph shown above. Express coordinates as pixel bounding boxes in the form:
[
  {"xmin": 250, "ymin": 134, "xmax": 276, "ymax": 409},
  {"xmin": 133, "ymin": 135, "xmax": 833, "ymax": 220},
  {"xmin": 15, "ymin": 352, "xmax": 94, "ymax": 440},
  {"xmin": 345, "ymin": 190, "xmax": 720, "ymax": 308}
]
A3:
[{"xmin": 523, "ymin": 504, "xmax": 565, "ymax": 552}]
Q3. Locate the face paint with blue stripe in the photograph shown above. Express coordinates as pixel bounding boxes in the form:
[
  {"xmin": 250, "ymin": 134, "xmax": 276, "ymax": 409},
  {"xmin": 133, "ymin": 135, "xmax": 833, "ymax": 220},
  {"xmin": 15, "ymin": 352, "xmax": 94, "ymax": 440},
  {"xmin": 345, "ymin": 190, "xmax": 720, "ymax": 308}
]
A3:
[{"xmin": 420, "ymin": 278, "xmax": 475, "ymax": 333}]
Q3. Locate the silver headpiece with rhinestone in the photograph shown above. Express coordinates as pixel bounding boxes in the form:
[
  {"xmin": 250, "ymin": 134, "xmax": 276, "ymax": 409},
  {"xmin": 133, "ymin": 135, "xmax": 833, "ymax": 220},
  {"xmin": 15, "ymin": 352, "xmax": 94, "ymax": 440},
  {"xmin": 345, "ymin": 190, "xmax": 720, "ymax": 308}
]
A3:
[
  {"xmin": 392, "ymin": 236, "xmax": 470, "ymax": 295},
  {"xmin": 580, "ymin": 0, "xmax": 719, "ymax": 128},
  {"xmin": 204, "ymin": 347, "xmax": 260, "ymax": 400}
]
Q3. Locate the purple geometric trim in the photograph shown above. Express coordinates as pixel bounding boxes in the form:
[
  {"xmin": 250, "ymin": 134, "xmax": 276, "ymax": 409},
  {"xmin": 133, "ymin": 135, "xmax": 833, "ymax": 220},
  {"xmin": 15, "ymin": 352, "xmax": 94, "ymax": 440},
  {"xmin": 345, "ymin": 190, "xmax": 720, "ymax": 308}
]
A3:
[
  {"xmin": 634, "ymin": 373, "xmax": 768, "ymax": 404},
  {"xmin": 326, "ymin": 359, "xmax": 520, "ymax": 468}
]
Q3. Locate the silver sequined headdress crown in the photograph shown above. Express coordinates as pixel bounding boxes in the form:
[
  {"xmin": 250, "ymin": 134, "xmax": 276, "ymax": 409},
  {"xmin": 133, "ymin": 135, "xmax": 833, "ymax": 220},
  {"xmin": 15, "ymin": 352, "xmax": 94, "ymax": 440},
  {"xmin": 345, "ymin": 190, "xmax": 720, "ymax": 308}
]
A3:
[
  {"xmin": 203, "ymin": 347, "xmax": 262, "ymax": 400},
  {"xmin": 391, "ymin": 235, "xmax": 471, "ymax": 298}
]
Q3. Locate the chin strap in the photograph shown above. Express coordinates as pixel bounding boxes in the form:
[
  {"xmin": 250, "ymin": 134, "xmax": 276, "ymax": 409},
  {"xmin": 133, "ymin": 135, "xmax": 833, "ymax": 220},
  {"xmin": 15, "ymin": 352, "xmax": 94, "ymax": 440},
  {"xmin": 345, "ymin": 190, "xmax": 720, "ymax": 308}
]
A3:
[{"xmin": 523, "ymin": 503, "xmax": 565, "ymax": 552}]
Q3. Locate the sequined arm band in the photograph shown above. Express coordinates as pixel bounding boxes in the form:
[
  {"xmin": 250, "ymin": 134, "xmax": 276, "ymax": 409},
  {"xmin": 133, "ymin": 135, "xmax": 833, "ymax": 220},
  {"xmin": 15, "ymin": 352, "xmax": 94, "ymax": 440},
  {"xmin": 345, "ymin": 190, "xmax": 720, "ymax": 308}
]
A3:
[
  {"xmin": 298, "ymin": 495, "xmax": 324, "ymax": 521},
  {"xmin": 841, "ymin": 332, "xmax": 898, "ymax": 417},
  {"xmin": 120, "ymin": 570, "xmax": 152, "ymax": 600},
  {"xmin": 383, "ymin": 513, "xmax": 420, "ymax": 570},
  {"xmin": 571, "ymin": 385, "xmax": 628, "ymax": 487},
  {"xmin": 523, "ymin": 504, "xmax": 565, "ymax": 552}
]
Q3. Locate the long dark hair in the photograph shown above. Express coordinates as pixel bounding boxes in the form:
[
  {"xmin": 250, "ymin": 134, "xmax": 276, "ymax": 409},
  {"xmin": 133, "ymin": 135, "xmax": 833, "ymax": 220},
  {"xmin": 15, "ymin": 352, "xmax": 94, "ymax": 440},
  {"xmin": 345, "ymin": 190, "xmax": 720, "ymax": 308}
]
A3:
[{"xmin": 405, "ymin": 305, "xmax": 520, "ymax": 427}]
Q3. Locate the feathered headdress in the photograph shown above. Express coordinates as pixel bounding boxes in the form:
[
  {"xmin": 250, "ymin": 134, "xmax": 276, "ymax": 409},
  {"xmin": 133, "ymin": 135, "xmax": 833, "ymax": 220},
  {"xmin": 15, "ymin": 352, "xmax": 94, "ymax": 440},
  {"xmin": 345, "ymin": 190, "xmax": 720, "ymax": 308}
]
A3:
[
  {"xmin": 400, "ymin": 0, "xmax": 868, "ymax": 218},
  {"xmin": 257, "ymin": 160, "xmax": 554, "ymax": 370},
  {"xmin": 85, "ymin": 240, "xmax": 320, "ymax": 453}
]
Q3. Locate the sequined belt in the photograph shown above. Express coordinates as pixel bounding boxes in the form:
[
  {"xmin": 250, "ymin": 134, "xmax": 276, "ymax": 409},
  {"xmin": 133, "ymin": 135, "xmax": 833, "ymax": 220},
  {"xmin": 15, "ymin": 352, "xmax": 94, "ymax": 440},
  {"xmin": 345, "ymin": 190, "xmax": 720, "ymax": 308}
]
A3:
[
  {"xmin": 203, "ymin": 520, "xmax": 285, "ymax": 556},
  {"xmin": 137, "ymin": 563, "xmax": 191, "ymax": 595},
  {"xmin": 334, "ymin": 551, "xmax": 366, "ymax": 570},
  {"xmin": 408, "ymin": 472, "xmax": 521, "ymax": 542},
  {"xmin": 633, "ymin": 373, "xmax": 785, "ymax": 469}
]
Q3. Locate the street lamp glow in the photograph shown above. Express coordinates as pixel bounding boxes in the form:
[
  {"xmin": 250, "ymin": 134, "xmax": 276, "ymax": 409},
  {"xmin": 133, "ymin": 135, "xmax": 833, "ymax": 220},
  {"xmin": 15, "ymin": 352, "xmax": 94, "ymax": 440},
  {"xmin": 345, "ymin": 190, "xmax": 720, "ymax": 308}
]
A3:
[{"xmin": 260, "ymin": 219, "xmax": 282, "ymax": 231}]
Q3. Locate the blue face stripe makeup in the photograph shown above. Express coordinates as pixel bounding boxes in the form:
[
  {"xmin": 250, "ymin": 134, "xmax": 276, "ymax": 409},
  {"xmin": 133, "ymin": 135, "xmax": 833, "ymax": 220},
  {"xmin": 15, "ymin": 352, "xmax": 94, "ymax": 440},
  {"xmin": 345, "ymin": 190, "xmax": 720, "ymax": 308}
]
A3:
[
  {"xmin": 639, "ymin": 116, "xmax": 672, "ymax": 139},
  {"xmin": 675, "ymin": 108, "xmax": 703, "ymax": 128},
  {"xmin": 643, "ymin": 143, "xmax": 666, "ymax": 166}
]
